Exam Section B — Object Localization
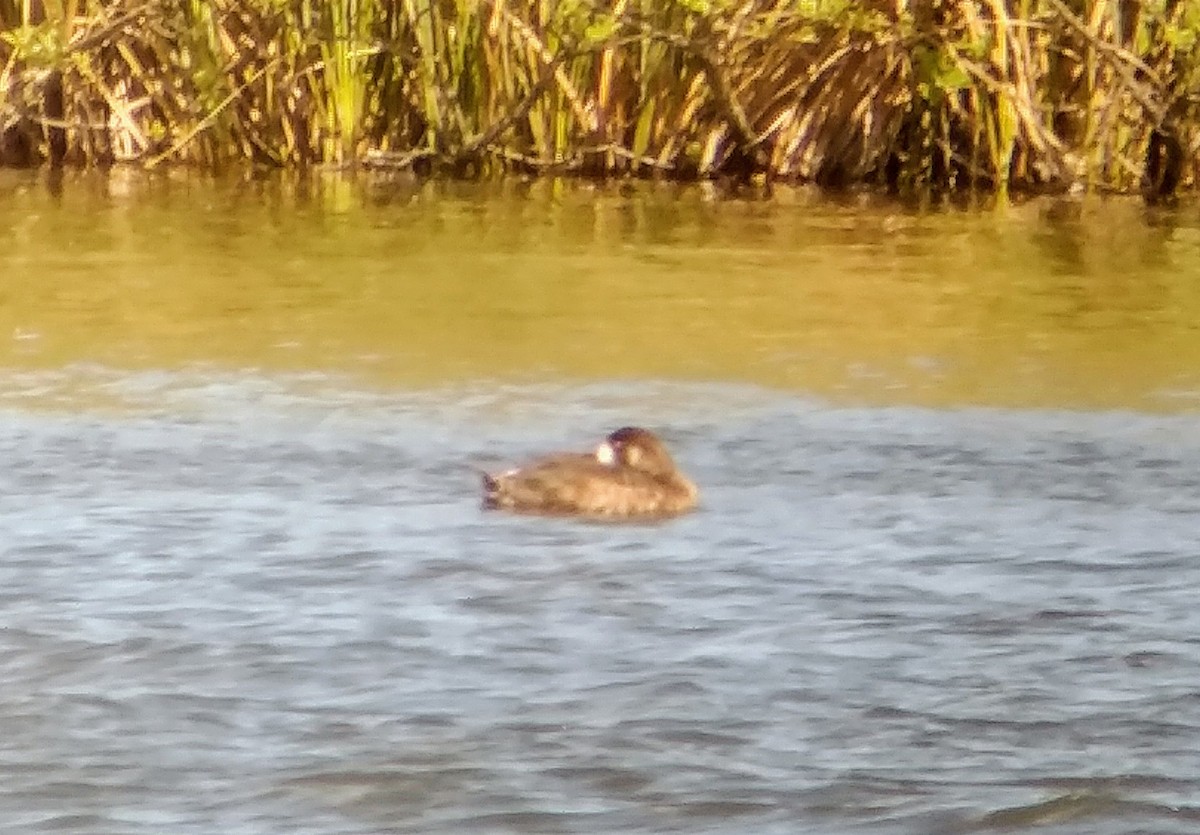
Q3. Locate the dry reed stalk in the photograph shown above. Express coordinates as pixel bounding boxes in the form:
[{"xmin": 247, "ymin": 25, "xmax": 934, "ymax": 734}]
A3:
[{"xmin": 0, "ymin": 0, "xmax": 1194, "ymax": 197}]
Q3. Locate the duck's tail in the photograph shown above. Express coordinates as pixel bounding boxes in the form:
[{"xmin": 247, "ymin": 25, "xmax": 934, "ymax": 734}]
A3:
[{"xmin": 479, "ymin": 469, "xmax": 502, "ymax": 508}]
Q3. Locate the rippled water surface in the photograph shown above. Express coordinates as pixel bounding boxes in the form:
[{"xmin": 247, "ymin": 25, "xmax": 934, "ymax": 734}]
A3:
[{"xmin": 2, "ymin": 173, "xmax": 1200, "ymax": 833}]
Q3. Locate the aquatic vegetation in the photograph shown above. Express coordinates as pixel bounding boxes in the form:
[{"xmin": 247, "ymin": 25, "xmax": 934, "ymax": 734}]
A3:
[{"xmin": 0, "ymin": 0, "xmax": 1195, "ymax": 197}]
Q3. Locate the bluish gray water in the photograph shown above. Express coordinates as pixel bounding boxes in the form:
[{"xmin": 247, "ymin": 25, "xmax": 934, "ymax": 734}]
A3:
[{"xmin": 2, "ymin": 373, "xmax": 1197, "ymax": 834}]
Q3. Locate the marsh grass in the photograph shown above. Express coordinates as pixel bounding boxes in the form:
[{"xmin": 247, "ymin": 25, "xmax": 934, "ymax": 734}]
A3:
[{"xmin": 0, "ymin": 0, "xmax": 1196, "ymax": 196}]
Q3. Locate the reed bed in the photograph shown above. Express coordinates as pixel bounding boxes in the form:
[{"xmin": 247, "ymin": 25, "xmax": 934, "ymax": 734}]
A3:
[{"xmin": 0, "ymin": 0, "xmax": 1196, "ymax": 196}]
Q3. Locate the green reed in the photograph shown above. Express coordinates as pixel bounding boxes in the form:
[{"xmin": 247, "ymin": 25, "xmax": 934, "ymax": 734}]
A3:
[{"xmin": 0, "ymin": 0, "xmax": 1196, "ymax": 197}]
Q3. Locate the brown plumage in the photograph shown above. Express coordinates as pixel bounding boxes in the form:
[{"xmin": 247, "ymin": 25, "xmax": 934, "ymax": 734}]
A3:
[{"xmin": 482, "ymin": 426, "xmax": 698, "ymax": 520}]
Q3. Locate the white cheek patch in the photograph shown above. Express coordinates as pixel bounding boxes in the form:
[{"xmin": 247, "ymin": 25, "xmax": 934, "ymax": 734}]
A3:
[{"xmin": 595, "ymin": 442, "xmax": 616, "ymax": 465}]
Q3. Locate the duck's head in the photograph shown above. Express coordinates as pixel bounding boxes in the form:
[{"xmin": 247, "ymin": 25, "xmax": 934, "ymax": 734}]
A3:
[{"xmin": 594, "ymin": 426, "xmax": 677, "ymax": 476}]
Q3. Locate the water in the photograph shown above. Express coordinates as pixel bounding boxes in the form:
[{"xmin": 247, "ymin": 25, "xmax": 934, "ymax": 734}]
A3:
[{"xmin": 1, "ymin": 173, "xmax": 1199, "ymax": 833}]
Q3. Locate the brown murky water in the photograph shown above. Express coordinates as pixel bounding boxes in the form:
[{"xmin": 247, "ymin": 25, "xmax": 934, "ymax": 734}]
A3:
[
  {"xmin": 4, "ymin": 171, "xmax": 1200, "ymax": 408},
  {"xmin": 1, "ymin": 170, "xmax": 1199, "ymax": 834}
]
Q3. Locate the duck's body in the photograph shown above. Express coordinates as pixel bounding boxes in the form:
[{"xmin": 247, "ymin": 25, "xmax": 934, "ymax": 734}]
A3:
[{"xmin": 482, "ymin": 427, "xmax": 697, "ymax": 520}]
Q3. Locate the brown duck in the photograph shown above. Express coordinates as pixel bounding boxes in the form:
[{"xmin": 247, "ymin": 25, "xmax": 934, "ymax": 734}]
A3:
[{"xmin": 482, "ymin": 426, "xmax": 698, "ymax": 520}]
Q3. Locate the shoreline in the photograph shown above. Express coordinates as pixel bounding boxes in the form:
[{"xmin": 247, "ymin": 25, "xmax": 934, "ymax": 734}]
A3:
[{"xmin": 0, "ymin": 1, "xmax": 1193, "ymax": 198}]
